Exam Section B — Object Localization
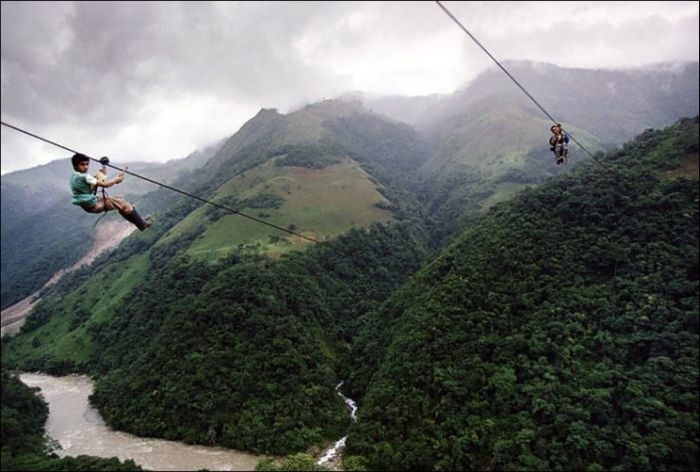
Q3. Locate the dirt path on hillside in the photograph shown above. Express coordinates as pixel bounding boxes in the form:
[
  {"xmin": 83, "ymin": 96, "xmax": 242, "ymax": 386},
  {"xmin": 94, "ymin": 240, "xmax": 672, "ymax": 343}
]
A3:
[{"xmin": 1, "ymin": 220, "xmax": 135, "ymax": 337}]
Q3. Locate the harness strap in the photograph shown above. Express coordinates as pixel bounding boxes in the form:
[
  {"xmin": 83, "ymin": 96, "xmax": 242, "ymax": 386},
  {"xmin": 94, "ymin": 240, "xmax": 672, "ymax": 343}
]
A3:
[
  {"xmin": 101, "ymin": 186, "xmax": 108, "ymax": 213},
  {"xmin": 91, "ymin": 210, "xmax": 108, "ymax": 229},
  {"xmin": 98, "ymin": 163, "xmax": 109, "ymax": 213}
]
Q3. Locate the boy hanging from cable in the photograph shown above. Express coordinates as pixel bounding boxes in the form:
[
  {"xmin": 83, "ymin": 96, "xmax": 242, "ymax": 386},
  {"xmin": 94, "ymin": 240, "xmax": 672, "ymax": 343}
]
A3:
[
  {"xmin": 549, "ymin": 123, "xmax": 569, "ymax": 165},
  {"xmin": 69, "ymin": 153, "xmax": 153, "ymax": 231}
]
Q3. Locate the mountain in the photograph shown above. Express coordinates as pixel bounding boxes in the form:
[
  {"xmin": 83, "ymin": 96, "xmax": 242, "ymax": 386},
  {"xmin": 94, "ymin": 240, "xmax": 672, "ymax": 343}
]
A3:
[
  {"xmin": 1, "ymin": 60, "xmax": 698, "ymax": 469},
  {"xmin": 3, "ymin": 115, "xmax": 696, "ymax": 469},
  {"xmin": 367, "ymin": 61, "xmax": 700, "ymax": 143},
  {"xmin": 140, "ymin": 99, "xmax": 429, "ymax": 259},
  {"xmin": 3, "ymin": 62, "xmax": 696, "ymax": 307},
  {"xmin": 1, "ymin": 139, "xmax": 218, "ymax": 220},
  {"xmin": 0, "ymin": 99, "xmax": 434, "ymax": 457},
  {"xmin": 343, "ymin": 117, "xmax": 699, "ymax": 470},
  {"xmin": 366, "ymin": 61, "xmax": 700, "ymax": 243}
]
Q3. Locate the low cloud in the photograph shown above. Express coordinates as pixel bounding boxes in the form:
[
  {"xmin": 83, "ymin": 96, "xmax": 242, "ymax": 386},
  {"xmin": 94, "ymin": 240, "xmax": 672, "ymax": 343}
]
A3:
[{"xmin": 2, "ymin": 1, "xmax": 698, "ymax": 174}]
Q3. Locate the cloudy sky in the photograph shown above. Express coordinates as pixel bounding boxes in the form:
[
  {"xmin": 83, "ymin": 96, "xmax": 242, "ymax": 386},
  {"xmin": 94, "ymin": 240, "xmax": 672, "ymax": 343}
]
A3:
[{"xmin": 1, "ymin": 1, "xmax": 698, "ymax": 175}]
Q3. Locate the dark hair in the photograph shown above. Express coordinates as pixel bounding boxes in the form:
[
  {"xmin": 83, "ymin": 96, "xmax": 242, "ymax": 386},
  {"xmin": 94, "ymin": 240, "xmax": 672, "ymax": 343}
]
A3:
[{"xmin": 71, "ymin": 153, "xmax": 90, "ymax": 168}]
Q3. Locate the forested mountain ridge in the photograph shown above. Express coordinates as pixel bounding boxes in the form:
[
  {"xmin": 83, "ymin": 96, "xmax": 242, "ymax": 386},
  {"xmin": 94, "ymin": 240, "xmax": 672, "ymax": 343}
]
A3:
[
  {"xmin": 155, "ymin": 99, "xmax": 429, "ymax": 259},
  {"xmin": 192, "ymin": 99, "xmax": 426, "ymax": 190},
  {"xmin": 395, "ymin": 61, "xmax": 699, "ymax": 244},
  {"xmin": 2, "ymin": 115, "xmax": 697, "ymax": 469},
  {"xmin": 0, "ymin": 99, "xmax": 435, "ymax": 458},
  {"xmin": 343, "ymin": 117, "xmax": 699, "ymax": 470},
  {"xmin": 1, "ymin": 61, "xmax": 698, "ymax": 469},
  {"xmin": 3, "ymin": 62, "xmax": 697, "ymax": 308},
  {"xmin": 0, "ymin": 99, "xmax": 426, "ymax": 308}
]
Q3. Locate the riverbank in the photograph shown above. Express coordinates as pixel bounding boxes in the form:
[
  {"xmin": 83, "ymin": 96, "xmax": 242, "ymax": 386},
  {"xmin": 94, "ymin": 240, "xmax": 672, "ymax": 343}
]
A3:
[{"xmin": 19, "ymin": 373, "xmax": 262, "ymax": 471}]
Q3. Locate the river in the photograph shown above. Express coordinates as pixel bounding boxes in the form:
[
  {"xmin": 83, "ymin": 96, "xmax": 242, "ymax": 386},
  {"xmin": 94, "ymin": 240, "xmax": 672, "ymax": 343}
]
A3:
[
  {"xmin": 316, "ymin": 382, "xmax": 358, "ymax": 467},
  {"xmin": 19, "ymin": 373, "xmax": 262, "ymax": 471}
]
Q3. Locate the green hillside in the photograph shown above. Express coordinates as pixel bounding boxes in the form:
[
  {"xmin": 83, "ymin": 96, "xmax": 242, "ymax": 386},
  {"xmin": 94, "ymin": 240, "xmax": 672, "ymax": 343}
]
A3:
[
  {"xmin": 2, "ymin": 82, "xmax": 697, "ymax": 469},
  {"xmin": 2, "ymin": 221, "xmax": 429, "ymax": 456},
  {"xmin": 146, "ymin": 99, "xmax": 427, "ymax": 262},
  {"xmin": 0, "ymin": 100, "xmax": 432, "ymax": 458},
  {"xmin": 1, "ymin": 252, "xmax": 150, "ymax": 373},
  {"xmin": 1, "ymin": 201, "xmax": 95, "ymax": 310},
  {"xmin": 344, "ymin": 117, "xmax": 699, "ymax": 470},
  {"xmin": 160, "ymin": 157, "xmax": 394, "ymax": 259},
  {"xmin": 416, "ymin": 99, "xmax": 605, "ymax": 245},
  {"xmin": 369, "ymin": 61, "xmax": 699, "ymax": 246},
  {"xmin": 0, "ymin": 149, "xmax": 213, "ymax": 310},
  {"xmin": 4, "ymin": 63, "xmax": 696, "ymax": 308}
]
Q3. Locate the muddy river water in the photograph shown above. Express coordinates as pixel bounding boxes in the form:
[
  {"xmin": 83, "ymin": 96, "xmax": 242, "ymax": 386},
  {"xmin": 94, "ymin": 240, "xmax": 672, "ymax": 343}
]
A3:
[{"xmin": 19, "ymin": 373, "xmax": 262, "ymax": 471}]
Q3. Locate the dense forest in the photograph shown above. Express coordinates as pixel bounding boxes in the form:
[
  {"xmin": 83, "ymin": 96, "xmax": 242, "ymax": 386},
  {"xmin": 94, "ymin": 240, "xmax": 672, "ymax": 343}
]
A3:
[
  {"xmin": 1, "ymin": 111, "xmax": 698, "ymax": 470},
  {"xmin": 343, "ymin": 117, "xmax": 699, "ymax": 470},
  {"xmin": 2, "ymin": 213, "xmax": 430, "ymax": 456},
  {"xmin": 86, "ymin": 223, "xmax": 428, "ymax": 455}
]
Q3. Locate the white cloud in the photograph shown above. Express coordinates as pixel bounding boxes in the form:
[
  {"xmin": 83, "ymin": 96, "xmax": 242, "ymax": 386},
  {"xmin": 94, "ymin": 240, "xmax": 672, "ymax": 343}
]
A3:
[{"xmin": 2, "ymin": 0, "xmax": 698, "ymax": 175}]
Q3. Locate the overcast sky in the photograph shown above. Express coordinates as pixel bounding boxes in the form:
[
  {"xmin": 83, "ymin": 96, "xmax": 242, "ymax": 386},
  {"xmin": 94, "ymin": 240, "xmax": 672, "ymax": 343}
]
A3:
[{"xmin": 2, "ymin": 1, "xmax": 698, "ymax": 175}]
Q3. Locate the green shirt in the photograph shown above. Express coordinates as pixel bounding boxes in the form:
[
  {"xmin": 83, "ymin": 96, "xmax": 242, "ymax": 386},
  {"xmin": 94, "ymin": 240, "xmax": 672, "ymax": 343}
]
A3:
[{"xmin": 70, "ymin": 171, "xmax": 97, "ymax": 207}]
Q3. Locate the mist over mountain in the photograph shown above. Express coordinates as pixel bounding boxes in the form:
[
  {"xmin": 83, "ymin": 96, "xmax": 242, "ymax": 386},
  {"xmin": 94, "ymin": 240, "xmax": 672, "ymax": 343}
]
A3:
[
  {"xmin": 364, "ymin": 61, "xmax": 699, "ymax": 142},
  {"xmin": 360, "ymin": 61, "xmax": 700, "ymax": 242},
  {"xmin": 1, "ymin": 61, "xmax": 698, "ymax": 470}
]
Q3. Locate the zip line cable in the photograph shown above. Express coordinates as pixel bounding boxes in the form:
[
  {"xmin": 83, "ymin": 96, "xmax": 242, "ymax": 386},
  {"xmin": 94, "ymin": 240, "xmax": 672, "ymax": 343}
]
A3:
[
  {"xmin": 434, "ymin": 0, "xmax": 612, "ymax": 173},
  {"xmin": 1, "ymin": 120, "xmax": 349, "ymax": 255}
]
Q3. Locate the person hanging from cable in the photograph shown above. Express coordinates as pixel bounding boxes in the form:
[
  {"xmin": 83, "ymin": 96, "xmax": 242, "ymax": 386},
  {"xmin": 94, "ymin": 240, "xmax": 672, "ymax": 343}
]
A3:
[
  {"xmin": 549, "ymin": 123, "xmax": 570, "ymax": 165},
  {"xmin": 69, "ymin": 153, "xmax": 153, "ymax": 231}
]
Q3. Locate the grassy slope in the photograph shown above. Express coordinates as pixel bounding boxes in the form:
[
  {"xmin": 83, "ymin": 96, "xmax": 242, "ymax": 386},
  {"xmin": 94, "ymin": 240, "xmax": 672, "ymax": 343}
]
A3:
[
  {"xmin": 160, "ymin": 158, "xmax": 394, "ymax": 259},
  {"xmin": 418, "ymin": 101, "xmax": 606, "ymax": 244}
]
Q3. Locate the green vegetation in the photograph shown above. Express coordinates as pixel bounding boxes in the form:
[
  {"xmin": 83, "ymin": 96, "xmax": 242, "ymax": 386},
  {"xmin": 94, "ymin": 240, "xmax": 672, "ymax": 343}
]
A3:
[
  {"xmin": 1, "ymin": 368, "xmax": 142, "ymax": 471},
  {"xmin": 2, "ymin": 253, "xmax": 150, "ymax": 375},
  {"xmin": 273, "ymin": 143, "xmax": 342, "ymax": 169},
  {"xmin": 81, "ymin": 221, "xmax": 427, "ymax": 456},
  {"xmin": 179, "ymin": 158, "xmax": 395, "ymax": 259},
  {"xmin": 255, "ymin": 453, "xmax": 329, "ymax": 471},
  {"xmin": 1, "ymin": 109, "xmax": 697, "ymax": 470},
  {"xmin": 0, "ymin": 203, "xmax": 97, "ymax": 310},
  {"xmin": 344, "ymin": 117, "xmax": 699, "ymax": 470},
  {"xmin": 2, "ymin": 218, "xmax": 428, "ymax": 457}
]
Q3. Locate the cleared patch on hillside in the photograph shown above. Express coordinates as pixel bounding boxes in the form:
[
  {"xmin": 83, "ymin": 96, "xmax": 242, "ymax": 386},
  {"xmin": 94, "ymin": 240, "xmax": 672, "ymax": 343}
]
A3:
[
  {"xmin": 663, "ymin": 152, "xmax": 699, "ymax": 179},
  {"xmin": 167, "ymin": 158, "xmax": 394, "ymax": 259}
]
